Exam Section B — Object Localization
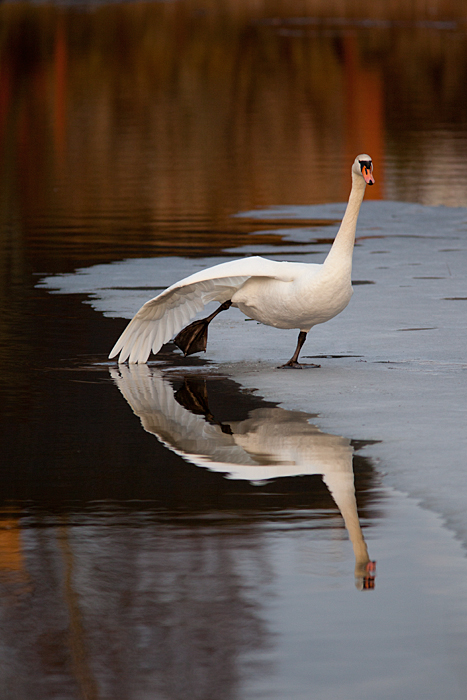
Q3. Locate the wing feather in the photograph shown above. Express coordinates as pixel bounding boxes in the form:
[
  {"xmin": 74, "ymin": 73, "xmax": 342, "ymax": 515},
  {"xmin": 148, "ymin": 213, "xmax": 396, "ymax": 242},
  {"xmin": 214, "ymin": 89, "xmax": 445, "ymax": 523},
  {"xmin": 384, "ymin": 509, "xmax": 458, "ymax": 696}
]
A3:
[{"xmin": 109, "ymin": 256, "xmax": 302, "ymax": 363}]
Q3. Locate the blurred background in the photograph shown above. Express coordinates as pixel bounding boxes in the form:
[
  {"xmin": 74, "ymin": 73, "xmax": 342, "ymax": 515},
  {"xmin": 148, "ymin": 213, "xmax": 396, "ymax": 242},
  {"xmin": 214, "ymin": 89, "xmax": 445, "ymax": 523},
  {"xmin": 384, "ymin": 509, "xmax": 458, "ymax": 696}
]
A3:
[{"xmin": 2, "ymin": 0, "xmax": 467, "ymax": 273}]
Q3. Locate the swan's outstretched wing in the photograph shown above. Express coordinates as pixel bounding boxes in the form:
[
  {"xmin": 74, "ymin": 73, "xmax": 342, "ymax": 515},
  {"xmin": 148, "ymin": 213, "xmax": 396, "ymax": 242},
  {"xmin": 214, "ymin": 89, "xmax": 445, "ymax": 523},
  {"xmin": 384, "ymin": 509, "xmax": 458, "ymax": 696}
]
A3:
[{"xmin": 109, "ymin": 256, "xmax": 303, "ymax": 364}]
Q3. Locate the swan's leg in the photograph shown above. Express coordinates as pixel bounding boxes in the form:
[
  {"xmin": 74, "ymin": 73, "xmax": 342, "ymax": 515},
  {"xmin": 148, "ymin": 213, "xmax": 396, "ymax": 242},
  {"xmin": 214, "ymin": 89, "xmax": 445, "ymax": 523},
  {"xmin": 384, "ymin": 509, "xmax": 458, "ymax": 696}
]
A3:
[
  {"xmin": 279, "ymin": 330, "xmax": 320, "ymax": 369},
  {"xmin": 174, "ymin": 300, "xmax": 232, "ymax": 356}
]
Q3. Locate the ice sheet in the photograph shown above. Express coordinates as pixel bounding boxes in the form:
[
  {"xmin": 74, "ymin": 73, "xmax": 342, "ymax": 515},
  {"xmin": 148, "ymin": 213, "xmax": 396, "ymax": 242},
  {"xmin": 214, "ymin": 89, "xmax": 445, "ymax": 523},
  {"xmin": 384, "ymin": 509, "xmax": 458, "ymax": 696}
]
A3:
[{"xmin": 38, "ymin": 201, "xmax": 467, "ymax": 544}]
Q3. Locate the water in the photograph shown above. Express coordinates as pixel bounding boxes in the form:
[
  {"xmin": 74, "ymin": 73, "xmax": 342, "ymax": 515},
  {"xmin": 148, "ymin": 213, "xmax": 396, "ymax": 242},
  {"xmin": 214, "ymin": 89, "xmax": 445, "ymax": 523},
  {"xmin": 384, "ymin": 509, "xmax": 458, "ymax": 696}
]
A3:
[{"xmin": 2, "ymin": 1, "xmax": 467, "ymax": 698}]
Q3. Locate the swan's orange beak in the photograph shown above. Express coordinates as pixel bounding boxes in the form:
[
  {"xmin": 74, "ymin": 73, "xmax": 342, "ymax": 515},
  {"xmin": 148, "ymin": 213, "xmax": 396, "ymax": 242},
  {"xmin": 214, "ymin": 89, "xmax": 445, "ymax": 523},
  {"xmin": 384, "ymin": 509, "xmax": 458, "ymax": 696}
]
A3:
[{"xmin": 362, "ymin": 165, "xmax": 375, "ymax": 185}]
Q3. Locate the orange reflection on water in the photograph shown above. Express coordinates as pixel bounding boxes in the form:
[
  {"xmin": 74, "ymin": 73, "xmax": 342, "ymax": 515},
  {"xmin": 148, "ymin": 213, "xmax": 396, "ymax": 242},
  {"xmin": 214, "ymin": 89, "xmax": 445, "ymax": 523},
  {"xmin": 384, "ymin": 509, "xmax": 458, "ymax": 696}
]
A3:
[
  {"xmin": 0, "ymin": 515, "xmax": 23, "ymax": 573},
  {"xmin": 53, "ymin": 17, "xmax": 68, "ymax": 166},
  {"xmin": 343, "ymin": 35, "xmax": 384, "ymax": 200},
  {"xmin": 0, "ymin": 0, "xmax": 466, "ymax": 274},
  {"xmin": 0, "ymin": 510, "xmax": 29, "ymax": 600},
  {"xmin": 0, "ymin": 2, "xmax": 390, "ymax": 271}
]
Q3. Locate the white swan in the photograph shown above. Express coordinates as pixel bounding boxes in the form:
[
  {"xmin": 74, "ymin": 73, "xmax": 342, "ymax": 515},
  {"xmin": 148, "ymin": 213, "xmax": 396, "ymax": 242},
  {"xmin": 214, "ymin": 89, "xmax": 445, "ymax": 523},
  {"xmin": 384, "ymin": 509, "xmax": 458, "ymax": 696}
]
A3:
[{"xmin": 109, "ymin": 154, "xmax": 374, "ymax": 366}]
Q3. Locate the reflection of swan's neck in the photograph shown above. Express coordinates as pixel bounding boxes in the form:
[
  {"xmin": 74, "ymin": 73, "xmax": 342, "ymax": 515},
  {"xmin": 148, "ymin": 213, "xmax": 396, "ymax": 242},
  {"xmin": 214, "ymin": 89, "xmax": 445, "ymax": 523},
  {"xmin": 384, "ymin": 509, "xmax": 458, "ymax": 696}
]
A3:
[{"xmin": 322, "ymin": 471, "xmax": 371, "ymax": 585}]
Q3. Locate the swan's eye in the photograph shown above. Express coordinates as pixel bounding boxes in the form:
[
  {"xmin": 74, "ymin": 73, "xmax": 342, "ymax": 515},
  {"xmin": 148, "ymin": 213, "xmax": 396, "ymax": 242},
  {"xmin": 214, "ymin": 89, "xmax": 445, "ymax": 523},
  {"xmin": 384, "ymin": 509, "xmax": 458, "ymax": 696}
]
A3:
[{"xmin": 359, "ymin": 160, "xmax": 372, "ymax": 171}]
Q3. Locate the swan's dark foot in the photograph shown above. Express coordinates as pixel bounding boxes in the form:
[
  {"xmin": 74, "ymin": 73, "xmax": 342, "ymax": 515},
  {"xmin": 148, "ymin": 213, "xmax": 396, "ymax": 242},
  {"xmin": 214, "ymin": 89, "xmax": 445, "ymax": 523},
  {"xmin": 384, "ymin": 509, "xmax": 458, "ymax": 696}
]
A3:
[
  {"xmin": 279, "ymin": 330, "xmax": 314, "ymax": 369},
  {"xmin": 278, "ymin": 361, "xmax": 321, "ymax": 369},
  {"xmin": 174, "ymin": 319, "xmax": 209, "ymax": 356},
  {"xmin": 173, "ymin": 300, "xmax": 232, "ymax": 356}
]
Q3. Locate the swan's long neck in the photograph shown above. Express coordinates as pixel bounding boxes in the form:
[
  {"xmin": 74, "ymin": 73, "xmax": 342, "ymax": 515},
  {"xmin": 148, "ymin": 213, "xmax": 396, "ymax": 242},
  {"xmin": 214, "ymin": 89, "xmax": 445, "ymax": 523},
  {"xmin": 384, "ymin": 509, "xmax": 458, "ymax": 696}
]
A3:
[{"xmin": 323, "ymin": 173, "xmax": 367, "ymax": 269}]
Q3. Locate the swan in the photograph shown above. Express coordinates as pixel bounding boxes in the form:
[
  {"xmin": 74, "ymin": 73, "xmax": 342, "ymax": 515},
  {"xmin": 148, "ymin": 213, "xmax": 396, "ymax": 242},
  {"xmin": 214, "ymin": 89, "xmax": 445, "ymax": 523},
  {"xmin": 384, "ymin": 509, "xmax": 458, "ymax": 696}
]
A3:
[{"xmin": 109, "ymin": 154, "xmax": 374, "ymax": 367}]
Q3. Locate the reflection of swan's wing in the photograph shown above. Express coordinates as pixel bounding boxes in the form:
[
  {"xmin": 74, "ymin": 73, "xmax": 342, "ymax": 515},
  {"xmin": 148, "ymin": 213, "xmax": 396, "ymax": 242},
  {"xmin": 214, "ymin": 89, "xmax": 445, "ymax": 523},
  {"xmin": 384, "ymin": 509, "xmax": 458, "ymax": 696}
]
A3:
[
  {"xmin": 110, "ymin": 366, "xmax": 356, "ymax": 482},
  {"xmin": 110, "ymin": 366, "xmax": 265, "ymax": 474}
]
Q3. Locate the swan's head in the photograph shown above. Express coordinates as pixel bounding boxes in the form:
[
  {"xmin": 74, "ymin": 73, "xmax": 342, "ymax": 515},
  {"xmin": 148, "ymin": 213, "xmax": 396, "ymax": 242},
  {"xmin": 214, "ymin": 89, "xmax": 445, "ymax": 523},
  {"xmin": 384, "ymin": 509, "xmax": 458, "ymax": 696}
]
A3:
[{"xmin": 353, "ymin": 154, "xmax": 375, "ymax": 185}]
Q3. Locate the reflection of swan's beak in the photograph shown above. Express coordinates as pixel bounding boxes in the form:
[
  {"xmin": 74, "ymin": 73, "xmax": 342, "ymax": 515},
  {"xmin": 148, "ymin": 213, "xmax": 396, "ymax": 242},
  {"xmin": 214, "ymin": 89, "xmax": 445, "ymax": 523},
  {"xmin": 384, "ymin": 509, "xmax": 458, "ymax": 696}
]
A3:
[
  {"xmin": 362, "ymin": 166, "xmax": 375, "ymax": 185},
  {"xmin": 355, "ymin": 560, "xmax": 377, "ymax": 591},
  {"xmin": 366, "ymin": 560, "xmax": 377, "ymax": 574}
]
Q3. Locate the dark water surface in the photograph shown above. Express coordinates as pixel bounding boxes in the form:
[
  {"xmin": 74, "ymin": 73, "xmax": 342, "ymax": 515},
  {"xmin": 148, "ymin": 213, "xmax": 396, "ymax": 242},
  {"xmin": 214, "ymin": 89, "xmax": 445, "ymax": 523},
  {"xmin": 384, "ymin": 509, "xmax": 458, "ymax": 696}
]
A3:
[{"xmin": 2, "ymin": 1, "xmax": 467, "ymax": 698}]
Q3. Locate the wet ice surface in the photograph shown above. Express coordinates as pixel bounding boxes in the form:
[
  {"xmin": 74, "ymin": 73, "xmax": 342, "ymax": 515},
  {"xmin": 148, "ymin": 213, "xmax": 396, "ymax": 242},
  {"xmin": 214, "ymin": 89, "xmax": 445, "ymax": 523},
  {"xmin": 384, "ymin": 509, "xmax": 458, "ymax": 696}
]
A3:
[
  {"xmin": 10, "ymin": 489, "xmax": 467, "ymax": 700},
  {"xmin": 40, "ymin": 200, "xmax": 467, "ymax": 542},
  {"xmin": 38, "ymin": 200, "xmax": 467, "ymax": 698}
]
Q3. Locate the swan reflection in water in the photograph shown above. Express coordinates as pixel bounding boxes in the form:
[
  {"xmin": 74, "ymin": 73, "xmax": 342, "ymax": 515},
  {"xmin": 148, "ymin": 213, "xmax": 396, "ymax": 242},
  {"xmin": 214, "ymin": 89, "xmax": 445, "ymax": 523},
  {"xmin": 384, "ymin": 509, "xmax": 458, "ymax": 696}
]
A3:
[{"xmin": 110, "ymin": 365, "xmax": 376, "ymax": 590}]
